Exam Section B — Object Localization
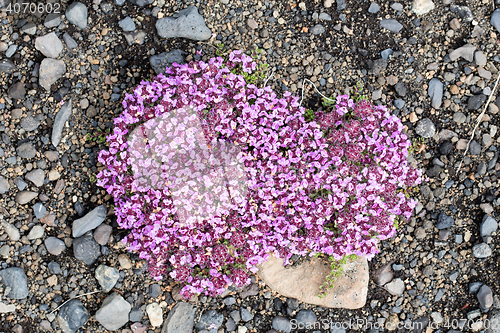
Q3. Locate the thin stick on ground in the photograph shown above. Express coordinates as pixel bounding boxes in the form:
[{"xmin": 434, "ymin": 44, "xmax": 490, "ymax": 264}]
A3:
[
  {"xmin": 263, "ymin": 67, "xmax": 276, "ymax": 87},
  {"xmin": 49, "ymin": 290, "xmax": 102, "ymax": 315},
  {"xmin": 456, "ymin": 74, "xmax": 500, "ymax": 174},
  {"xmin": 299, "ymin": 78, "xmax": 335, "ymax": 107}
]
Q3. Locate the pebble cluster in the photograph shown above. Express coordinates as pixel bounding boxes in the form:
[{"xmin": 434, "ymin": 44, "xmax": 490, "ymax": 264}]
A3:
[{"xmin": 1, "ymin": 0, "xmax": 500, "ymax": 332}]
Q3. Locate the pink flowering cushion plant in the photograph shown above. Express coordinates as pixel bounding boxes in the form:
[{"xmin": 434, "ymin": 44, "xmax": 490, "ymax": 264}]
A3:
[{"xmin": 97, "ymin": 50, "xmax": 423, "ymax": 299}]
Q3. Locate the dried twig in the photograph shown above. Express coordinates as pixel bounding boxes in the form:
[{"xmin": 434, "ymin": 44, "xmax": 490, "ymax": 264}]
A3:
[
  {"xmin": 299, "ymin": 78, "xmax": 335, "ymax": 107},
  {"xmin": 263, "ymin": 67, "xmax": 276, "ymax": 87},
  {"xmin": 456, "ymin": 74, "xmax": 500, "ymax": 174},
  {"xmin": 49, "ymin": 290, "xmax": 102, "ymax": 315}
]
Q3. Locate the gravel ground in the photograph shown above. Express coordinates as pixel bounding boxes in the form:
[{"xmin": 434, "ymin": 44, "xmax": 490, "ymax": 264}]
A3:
[{"xmin": 1, "ymin": 0, "xmax": 500, "ymax": 332}]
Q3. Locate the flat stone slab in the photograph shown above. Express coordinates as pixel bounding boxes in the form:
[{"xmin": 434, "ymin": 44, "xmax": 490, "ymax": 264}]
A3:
[{"xmin": 257, "ymin": 254, "xmax": 368, "ymax": 309}]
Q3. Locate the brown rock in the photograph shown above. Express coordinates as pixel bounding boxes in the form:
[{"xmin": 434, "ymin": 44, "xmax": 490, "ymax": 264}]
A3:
[
  {"xmin": 239, "ymin": 283, "xmax": 259, "ymax": 298},
  {"xmin": 450, "ymin": 85, "xmax": 459, "ymax": 95},
  {"xmin": 41, "ymin": 212, "xmax": 57, "ymax": 226},
  {"xmin": 386, "ymin": 75, "xmax": 398, "ymax": 85},
  {"xmin": 118, "ymin": 254, "xmax": 133, "ymax": 269},
  {"xmin": 94, "ymin": 224, "xmax": 112, "ymax": 245},
  {"xmin": 257, "ymin": 254, "xmax": 368, "ymax": 309}
]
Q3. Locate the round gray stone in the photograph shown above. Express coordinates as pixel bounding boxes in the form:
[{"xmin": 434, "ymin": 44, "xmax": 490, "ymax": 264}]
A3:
[{"xmin": 73, "ymin": 232, "xmax": 101, "ymax": 265}]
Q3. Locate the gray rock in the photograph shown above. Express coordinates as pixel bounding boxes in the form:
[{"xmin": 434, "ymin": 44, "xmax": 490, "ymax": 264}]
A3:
[
  {"xmin": 161, "ymin": 302, "xmax": 195, "ymax": 333},
  {"xmin": 469, "ymin": 140, "xmax": 481, "ymax": 155},
  {"xmin": 451, "ymin": 5, "xmax": 473, "ymax": 22},
  {"xmin": 381, "ymin": 48, "xmax": 393, "ymax": 59},
  {"xmin": 148, "ymin": 283, "xmax": 162, "ymax": 298},
  {"xmin": 241, "ymin": 308, "xmax": 253, "ymax": 322},
  {"xmin": 65, "ymin": 2, "xmax": 88, "ymax": 29},
  {"xmin": 426, "ymin": 165, "xmax": 442, "ymax": 178},
  {"xmin": 150, "ymin": 49, "xmax": 187, "ymax": 75},
  {"xmin": 453, "ymin": 112, "xmax": 466, "ymax": 124},
  {"xmin": 127, "ymin": 0, "xmax": 153, "ymax": 6},
  {"xmin": 391, "ymin": 2, "xmax": 403, "ymax": 12},
  {"xmin": 486, "ymin": 311, "xmax": 500, "ymax": 333},
  {"xmin": 72, "ymin": 204, "xmax": 107, "ymax": 238},
  {"xmin": 119, "ymin": 17, "xmax": 136, "ymax": 31},
  {"xmin": 95, "ymin": 265, "xmax": 119, "ymax": 292},
  {"xmin": 0, "ymin": 176, "xmax": 9, "ymax": 194},
  {"xmin": 336, "ymin": 0, "xmax": 346, "ymax": 11},
  {"xmin": 63, "ymin": 33, "xmax": 78, "ymax": 49},
  {"xmin": 372, "ymin": 262, "xmax": 393, "ymax": 286},
  {"xmin": 230, "ymin": 309, "xmax": 241, "ymax": 323},
  {"xmin": 394, "ymin": 99, "xmax": 405, "ymax": 109},
  {"xmin": 468, "ymin": 94, "xmax": 487, "ymax": 111},
  {"xmin": 21, "ymin": 116, "xmax": 40, "ymax": 131},
  {"xmin": 481, "ymin": 215, "xmax": 498, "ymax": 237},
  {"xmin": 27, "ymin": 225, "xmax": 44, "ymax": 240},
  {"xmin": 385, "ymin": 278, "xmax": 405, "ymax": 296},
  {"xmin": 34, "ymin": 202, "xmax": 47, "ymax": 219},
  {"xmin": 473, "ymin": 243, "xmax": 492, "ymax": 258},
  {"xmin": 449, "ymin": 44, "xmax": 476, "ymax": 62},
  {"xmin": 415, "ymin": 118, "xmax": 436, "ymax": 138},
  {"xmin": 8, "ymin": 81, "xmax": 25, "ymax": 100},
  {"xmin": 368, "ymin": 2, "xmax": 380, "ymax": 13},
  {"xmin": 52, "ymin": 99, "xmax": 73, "ymax": 147},
  {"xmin": 56, "ymin": 299, "xmax": 90, "ymax": 333},
  {"xmin": 15, "ymin": 191, "xmax": 38, "ymax": 204},
  {"xmin": 469, "ymin": 282, "xmax": 484, "ymax": 294},
  {"xmin": 225, "ymin": 317, "xmax": 236, "ymax": 331},
  {"xmin": 5, "ymin": 44, "xmax": 17, "ymax": 57},
  {"xmin": 428, "ymin": 78, "xmax": 443, "ymax": 109},
  {"xmin": 380, "ymin": 19, "xmax": 403, "ymax": 33},
  {"xmin": 39, "ymin": 58, "xmax": 66, "ymax": 90},
  {"xmin": 95, "ymin": 293, "xmax": 131, "ymax": 330},
  {"xmin": 156, "ymin": 6, "xmax": 212, "ymax": 41},
  {"xmin": 26, "ymin": 169, "xmax": 45, "ymax": 187},
  {"xmin": 0, "ymin": 267, "xmax": 29, "ymax": 299},
  {"xmin": 475, "ymin": 51, "xmax": 487, "ymax": 67},
  {"xmin": 48, "ymin": 261, "xmax": 63, "ymax": 275},
  {"xmin": 35, "ymin": 32, "xmax": 64, "ymax": 58},
  {"xmin": 478, "ymin": 285, "xmax": 494, "ymax": 311},
  {"xmin": 44, "ymin": 13, "xmax": 61, "ymax": 28},
  {"xmin": 123, "ymin": 30, "xmax": 147, "ymax": 45},
  {"xmin": 0, "ymin": 221, "xmax": 20, "ymax": 241},
  {"xmin": 272, "ymin": 316, "xmax": 291, "ymax": 333},
  {"xmin": 21, "ymin": 22, "xmax": 36, "ymax": 34},
  {"xmin": 129, "ymin": 308, "xmax": 144, "ymax": 322},
  {"xmin": 94, "ymin": 224, "xmax": 112, "ymax": 245},
  {"xmin": 17, "ymin": 142, "xmax": 37, "ymax": 159},
  {"xmin": 437, "ymin": 212, "xmax": 454, "ymax": 229},
  {"xmin": 477, "ymin": 162, "xmax": 487, "ymax": 175},
  {"xmin": 295, "ymin": 310, "xmax": 317, "ymax": 327},
  {"xmin": 73, "ymin": 232, "xmax": 101, "ymax": 265},
  {"xmin": 319, "ymin": 13, "xmax": 332, "ymax": 20},
  {"xmin": 0, "ymin": 59, "xmax": 16, "ymax": 74},
  {"xmin": 196, "ymin": 310, "xmax": 224, "ymax": 332},
  {"xmin": 115, "ymin": 0, "xmax": 126, "ymax": 5},
  {"xmin": 370, "ymin": 58, "xmax": 387, "ymax": 75},
  {"xmin": 45, "ymin": 237, "xmax": 66, "ymax": 255},
  {"xmin": 492, "ymin": 9, "xmax": 500, "ymax": 34},
  {"xmin": 310, "ymin": 24, "xmax": 325, "ymax": 35}
]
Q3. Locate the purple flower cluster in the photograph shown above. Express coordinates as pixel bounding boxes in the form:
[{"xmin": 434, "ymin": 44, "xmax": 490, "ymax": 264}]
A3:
[{"xmin": 97, "ymin": 50, "xmax": 423, "ymax": 298}]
